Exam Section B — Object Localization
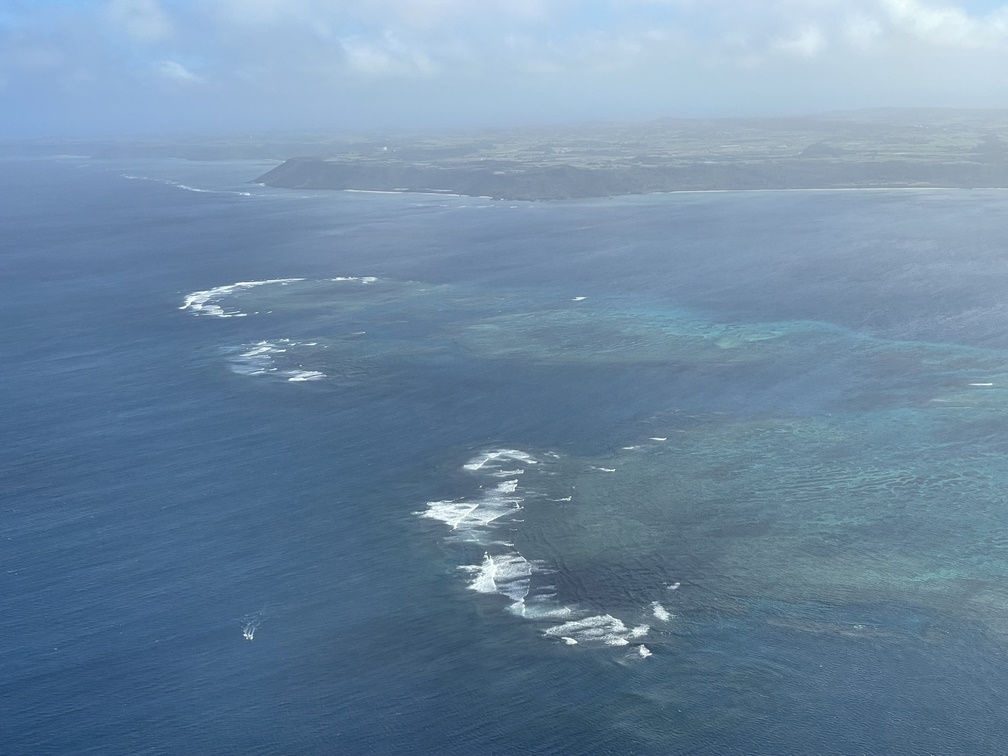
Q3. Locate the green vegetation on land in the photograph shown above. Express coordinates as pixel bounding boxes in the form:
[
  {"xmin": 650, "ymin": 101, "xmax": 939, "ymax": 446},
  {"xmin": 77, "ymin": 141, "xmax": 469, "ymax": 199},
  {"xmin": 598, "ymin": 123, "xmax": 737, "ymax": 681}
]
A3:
[{"xmin": 254, "ymin": 109, "xmax": 1008, "ymax": 199}]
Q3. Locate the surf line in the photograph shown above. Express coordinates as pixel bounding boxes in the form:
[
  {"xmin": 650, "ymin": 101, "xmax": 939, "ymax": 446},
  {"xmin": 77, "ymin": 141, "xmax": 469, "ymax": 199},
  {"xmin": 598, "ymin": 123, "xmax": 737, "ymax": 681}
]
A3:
[{"xmin": 417, "ymin": 448, "xmax": 654, "ymax": 655}]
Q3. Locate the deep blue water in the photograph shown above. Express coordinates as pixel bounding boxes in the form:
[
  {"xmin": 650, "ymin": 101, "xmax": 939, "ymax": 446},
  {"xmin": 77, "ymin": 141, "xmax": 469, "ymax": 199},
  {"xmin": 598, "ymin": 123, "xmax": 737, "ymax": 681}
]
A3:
[{"xmin": 5, "ymin": 158, "xmax": 1008, "ymax": 754}]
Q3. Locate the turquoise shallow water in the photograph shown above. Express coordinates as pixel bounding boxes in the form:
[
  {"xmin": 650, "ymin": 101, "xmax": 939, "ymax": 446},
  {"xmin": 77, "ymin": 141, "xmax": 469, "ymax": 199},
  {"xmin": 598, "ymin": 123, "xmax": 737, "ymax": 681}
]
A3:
[
  {"xmin": 201, "ymin": 274, "xmax": 1008, "ymax": 645},
  {"xmin": 5, "ymin": 158, "xmax": 1008, "ymax": 753}
]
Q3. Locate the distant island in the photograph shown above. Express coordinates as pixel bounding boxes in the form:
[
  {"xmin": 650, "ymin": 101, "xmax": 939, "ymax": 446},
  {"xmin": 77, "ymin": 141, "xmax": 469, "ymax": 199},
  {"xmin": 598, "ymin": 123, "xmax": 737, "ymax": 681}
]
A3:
[
  {"xmin": 6, "ymin": 109, "xmax": 1008, "ymax": 200},
  {"xmin": 254, "ymin": 110, "xmax": 1008, "ymax": 200}
]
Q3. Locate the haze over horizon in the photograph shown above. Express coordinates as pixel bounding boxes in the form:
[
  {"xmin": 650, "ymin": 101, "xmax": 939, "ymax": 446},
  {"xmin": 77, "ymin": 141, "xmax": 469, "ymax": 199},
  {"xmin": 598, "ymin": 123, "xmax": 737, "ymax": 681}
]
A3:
[{"xmin": 4, "ymin": 0, "xmax": 1008, "ymax": 139}]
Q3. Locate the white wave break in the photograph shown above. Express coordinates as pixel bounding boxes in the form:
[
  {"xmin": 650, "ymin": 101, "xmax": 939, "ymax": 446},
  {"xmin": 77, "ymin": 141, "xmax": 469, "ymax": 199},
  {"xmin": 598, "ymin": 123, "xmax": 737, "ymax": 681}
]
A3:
[
  {"xmin": 180, "ymin": 278, "xmax": 304, "ymax": 318},
  {"xmin": 418, "ymin": 448, "xmax": 654, "ymax": 656},
  {"xmin": 226, "ymin": 339, "xmax": 327, "ymax": 383}
]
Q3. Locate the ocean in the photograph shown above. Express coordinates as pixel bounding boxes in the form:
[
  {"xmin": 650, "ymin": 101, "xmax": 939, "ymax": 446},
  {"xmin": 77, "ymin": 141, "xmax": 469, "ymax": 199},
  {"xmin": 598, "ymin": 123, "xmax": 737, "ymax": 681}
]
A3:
[{"xmin": 4, "ymin": 157, "xmax": 1008, "ymax": 754}]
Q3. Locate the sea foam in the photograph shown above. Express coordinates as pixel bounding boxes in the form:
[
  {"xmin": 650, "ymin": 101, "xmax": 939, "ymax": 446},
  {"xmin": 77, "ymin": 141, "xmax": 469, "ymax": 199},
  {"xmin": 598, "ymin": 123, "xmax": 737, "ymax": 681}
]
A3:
[
  {"xmin": 462, "ymin": 552, "xmax": 533, "ymax": 603},
  {"xmin": 123, "ymin": 173, "xmax": 254, "ymax": 197},
  {"xmin": 544, "ymin": 615, "xmax": 649, "ymax": 647},
  {"xmin": 286, "ymin": 370, "xmax": 326, "ymax": 382},
  {"xmin": 330, "ymin": 276, "xmax": 379, "ymax": 284},
  {"xmin": 180, "ymin": 278, "xmax": 304, "ymax": 318},
  {"xmin": 226, "ymin": 339, "xmax": 326, "ymax": 383},
  {"xmin": 463, "ymin": 449, "xmax": 538, "ymax": 472},
  {"xmin": 421, "ymin": 478, "xmax": 524, "ymax": 533},
  {"xmin": 419, "ymin": 448, "xmax": 650, "ymax": 654},
  {"xmin": 651, "ymin": 601, "xmax": 672, "ymax": 622}
]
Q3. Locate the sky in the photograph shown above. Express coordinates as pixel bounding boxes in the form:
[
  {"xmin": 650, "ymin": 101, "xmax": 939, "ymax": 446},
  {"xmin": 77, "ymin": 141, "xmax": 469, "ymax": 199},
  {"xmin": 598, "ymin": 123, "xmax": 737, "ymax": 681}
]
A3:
[{"xmin": 3, "ymin": 0, "xmax": 1008, "ymax": 138}]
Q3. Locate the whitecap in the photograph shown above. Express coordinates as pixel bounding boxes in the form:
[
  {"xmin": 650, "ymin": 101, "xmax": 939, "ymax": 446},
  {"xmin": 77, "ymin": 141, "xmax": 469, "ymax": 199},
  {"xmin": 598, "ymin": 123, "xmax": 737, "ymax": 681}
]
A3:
[
  {"xmin": 497, "ymin": 479, "xmax": 519, "ymax": 494},
  {"xmin": 228, "ymin": 340, "xmax": 284, "ymax": 375},
  {"xmin": 463, "ymin": 449, "xmax": 539, "ymax": 472},
  {"xmin": 420, "ymin": 477, "xmax": 523, "ymax": 531},
  {"xmin": 241, "ymin": 612, "xmax": 263, "ymax": 641},
  {"xmin": 174, "ymin": 183, "xmax": 212, "ymax": 194},
  {"xmin": 329, "ymin": 276, "xmax": 379, "ymax": 284},
  {"xmin": 544, "ymin": 614, "xmax": 646, "ymax": 647},
  {"xmin": 226, "ymin": 339, "xmax": 327, "ymax": 383},
  {"xmin": 421, "ymin": 500, "xmax": 485, "ymax": 531},
  {"xmin": 421, "ymin": 447, "xmax": 651, "ymax": 655},
  {"xmin": 286, "ymin": 370, "xmax": 326, "ymax": 382},
  {"xmin": 651, "ymin": 601, "xmax": 672, "ymax": 622},
  {"xmin": 463, "ymin": 552, "xmax": 532, "ymax": 603},
  {"xmin": 241, "ymin": 343, "xmax": 280, "ymax": 357},
  {"xmin": 180, "ymin": 278, "xmax": 304, "ymax": 318},
  {"xmin": 508, "ymin": 598, "xmax": 574, "ymax": 620}
]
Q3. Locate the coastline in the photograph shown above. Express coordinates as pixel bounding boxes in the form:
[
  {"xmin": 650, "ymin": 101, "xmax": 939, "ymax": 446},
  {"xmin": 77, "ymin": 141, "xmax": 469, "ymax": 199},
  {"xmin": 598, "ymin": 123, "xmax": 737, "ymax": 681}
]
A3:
[{"xmin": 255, "ymin": 157, "xmax": 1008, "ymax": 201}]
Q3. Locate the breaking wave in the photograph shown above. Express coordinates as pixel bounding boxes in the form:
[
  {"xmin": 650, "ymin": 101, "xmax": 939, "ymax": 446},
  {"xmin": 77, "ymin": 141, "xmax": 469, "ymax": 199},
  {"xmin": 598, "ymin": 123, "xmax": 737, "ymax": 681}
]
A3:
[
  {"xmin": 122, "ymin": 173, "xmax": 253, "ymax": 197},
  {"xmin": 225, "ymin": 339, "xmax": 327, "ymax": 383},
  {"xmin": 180, "ymin": 276, "xmax": 384, "ymax": 319},
  {"xmin": 241, "ymin": 612, "xmax": 263, "ymax": 641},
  {"xmin": 417, "ymin": 448, "xmax": 656, "ymax": 655},
  {"xmin": 180, "ymin": 278, "xmax": 304, "ymax": 318}
]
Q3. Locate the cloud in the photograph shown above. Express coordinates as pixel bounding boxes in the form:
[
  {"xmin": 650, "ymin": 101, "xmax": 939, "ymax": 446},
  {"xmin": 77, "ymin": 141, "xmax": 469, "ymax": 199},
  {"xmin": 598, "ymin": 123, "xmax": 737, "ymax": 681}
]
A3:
[
  {"xmin": 843, "ymin": 14, "xmax": 884, "ymax": 50},
  {"xmin": 12, "ymin": 45, "xmax": 66, "ymax": 72},
  {"xmin": 154, "ymin": 59, "xmax": 204, "ymax": 84},
  {"xmin": 773, "ymin": 25, "xmax": 828, "ymax": 58},
  {"xmin": 339, "ymin": 32, "xmax": 439, "ymax": 77},
  {"xmin": 881, "ymin": 0, "xmax": 1008, "ymax": 48},
  {"xmin": 6, "ymin": 0, "xmax": 1008, "ymax": 136},
  {"xmin": 106, "ymin": 0, "xmax": 174, "ymax": 43}
]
